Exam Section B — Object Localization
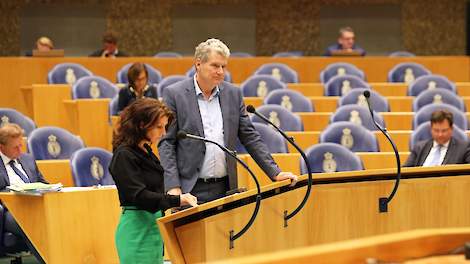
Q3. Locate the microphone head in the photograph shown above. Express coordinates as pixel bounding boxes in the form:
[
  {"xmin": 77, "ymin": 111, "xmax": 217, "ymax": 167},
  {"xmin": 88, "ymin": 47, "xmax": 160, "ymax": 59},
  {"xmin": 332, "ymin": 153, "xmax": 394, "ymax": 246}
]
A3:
[
  {"xmin": 246, "ymin": 105, "xmax": 256, "ymax": 113},
  {"xmin": 176, "ymin": 131, "xmax": 187, "ymax": 140},
  {"xmin": 363, "ymin": 90, "xmax": 371, "ymax": 98}
]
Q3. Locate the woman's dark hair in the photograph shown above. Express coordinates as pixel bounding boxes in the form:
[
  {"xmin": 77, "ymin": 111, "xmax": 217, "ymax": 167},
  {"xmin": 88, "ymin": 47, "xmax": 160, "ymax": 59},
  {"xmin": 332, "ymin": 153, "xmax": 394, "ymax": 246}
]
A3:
[
  {"xmin": 112, "ymin": 98, "xmax": 174, "ymax": 149},
  {"xmin": 127, "ymin": 62, "xmax": 148, "ymax": 88}
]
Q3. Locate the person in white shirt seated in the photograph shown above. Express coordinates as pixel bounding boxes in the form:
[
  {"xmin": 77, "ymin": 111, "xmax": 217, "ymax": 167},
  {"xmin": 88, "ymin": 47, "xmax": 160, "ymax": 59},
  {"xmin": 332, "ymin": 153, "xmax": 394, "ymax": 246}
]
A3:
[
  {"xmin": 404, "ymin": 110, "xmax": 470, "ymax": 167},
  {"xmin": 0, "ymin": 123, "xmax": 47, "ymax": 263}
]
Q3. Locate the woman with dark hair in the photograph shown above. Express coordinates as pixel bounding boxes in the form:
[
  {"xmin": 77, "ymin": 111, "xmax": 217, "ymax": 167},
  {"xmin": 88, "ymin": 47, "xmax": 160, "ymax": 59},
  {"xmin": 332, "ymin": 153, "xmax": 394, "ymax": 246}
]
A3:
[
  {"xmin": 117, "ymin": 62, "xmax": 158, "ymax": 113},
  {"xmin": 109, "ymin": 98, "xmax": 197, "ymax": 263}
]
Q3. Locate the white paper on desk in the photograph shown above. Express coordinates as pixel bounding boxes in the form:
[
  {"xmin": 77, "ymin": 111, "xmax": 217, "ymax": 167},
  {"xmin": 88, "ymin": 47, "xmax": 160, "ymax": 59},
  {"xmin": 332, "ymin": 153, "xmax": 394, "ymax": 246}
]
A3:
[{"xmin": 7, "ymin": 182, "xmax": 63, "ymax": 193}]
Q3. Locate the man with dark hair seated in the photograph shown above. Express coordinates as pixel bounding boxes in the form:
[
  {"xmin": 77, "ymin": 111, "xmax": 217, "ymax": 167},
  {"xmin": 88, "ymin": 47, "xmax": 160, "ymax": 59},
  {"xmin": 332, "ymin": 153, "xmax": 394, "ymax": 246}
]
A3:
[
  {"xmin": 404, "ymin": 110, "xmax": 470, "ymax": 167},
  {"xmin": 90, "ymin": 31, "xmax": 128, "ymax": 58},
  {"xmin": 324, "ymin": 26, "xmax": 366, "ymax": 56}
]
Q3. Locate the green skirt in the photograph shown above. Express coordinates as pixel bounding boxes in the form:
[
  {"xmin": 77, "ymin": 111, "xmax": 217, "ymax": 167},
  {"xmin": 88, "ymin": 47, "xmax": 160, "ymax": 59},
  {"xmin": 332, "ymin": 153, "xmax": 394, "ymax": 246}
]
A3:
[{"xmin": 115, "ymin": 207, "xmax": 163, "ymax": 264}]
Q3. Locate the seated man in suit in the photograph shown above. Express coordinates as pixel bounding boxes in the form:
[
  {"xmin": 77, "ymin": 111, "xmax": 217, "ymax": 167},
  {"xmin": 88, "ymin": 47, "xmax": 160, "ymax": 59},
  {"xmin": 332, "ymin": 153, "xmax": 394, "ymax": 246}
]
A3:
[
  {"xmin": 89, "ymin": 31, "xmax": 128, "ymax": 58},
  {"xmin": 0, "ymin": 124, "xmax": 47, "ymax": 263},
  {"xmin": 159, "ymin": 38, "xmax": 298, "ymax": 204},
  {"xmin": 324, "ymin": 26, "xmax": 366, "ymax": 56},
  {"xmin": 404, "ymin": 110, "xmax": 470, "ymax": 167}
]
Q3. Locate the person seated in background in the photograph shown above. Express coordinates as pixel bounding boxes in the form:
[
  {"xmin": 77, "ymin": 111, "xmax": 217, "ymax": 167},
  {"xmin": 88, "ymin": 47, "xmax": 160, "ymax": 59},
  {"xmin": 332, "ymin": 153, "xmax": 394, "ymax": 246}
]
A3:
[
  {"xmin": 324, "ymin": 26, "xmax": 366, "ymax": 56},
  {"xmin": 117, "ymin": 62, "xmax": 158, "ymax": 113},
  {"xmin": 0, "ymin": 124, "xmax": 47, "ymax": 263},
  {"xmin": 90, "ymin": 31, "xmax": 128, "ymax": 58},
  {"xmin": 24, "ymin": 36, "xmax": 54, "ymax": 56},
  {"xmin": 404, "ymin": 110, "xmax": 470, "ymax": 167}
]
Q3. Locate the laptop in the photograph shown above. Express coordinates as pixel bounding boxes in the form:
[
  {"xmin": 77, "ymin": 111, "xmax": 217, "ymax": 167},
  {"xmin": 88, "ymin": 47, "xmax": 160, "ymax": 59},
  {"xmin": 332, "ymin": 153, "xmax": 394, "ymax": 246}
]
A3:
[{"xmin": 32, "ymin": 49, "xmax": 65, "ymax": 57}]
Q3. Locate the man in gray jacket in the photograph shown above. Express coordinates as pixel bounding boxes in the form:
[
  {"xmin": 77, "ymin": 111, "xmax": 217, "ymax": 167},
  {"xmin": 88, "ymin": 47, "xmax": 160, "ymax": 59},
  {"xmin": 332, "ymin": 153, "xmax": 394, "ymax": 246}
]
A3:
[{"xmin": 158, "ymin": 38, "xmax": 297, "ymax": 203}]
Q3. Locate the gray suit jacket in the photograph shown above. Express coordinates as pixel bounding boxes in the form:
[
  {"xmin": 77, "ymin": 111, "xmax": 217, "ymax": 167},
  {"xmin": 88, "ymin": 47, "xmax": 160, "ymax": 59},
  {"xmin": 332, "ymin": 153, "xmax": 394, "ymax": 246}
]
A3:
[
  {"xmin": 0, "ymin": 153, "xmax": 48, "ymax": 190},
  {"xmin": 158, "ymin": 78, "xmax": 281, "ymax": 193},
  {"xmin": 403, "ymin": 138, "xmax": 470, "ymax": 167}
]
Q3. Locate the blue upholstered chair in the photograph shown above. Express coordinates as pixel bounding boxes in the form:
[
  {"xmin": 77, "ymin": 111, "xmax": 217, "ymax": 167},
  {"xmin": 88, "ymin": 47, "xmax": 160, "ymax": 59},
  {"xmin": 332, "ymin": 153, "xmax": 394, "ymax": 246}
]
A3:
[
  {"xmin": 413, "ymin": 104, "xmax": 468, "ymax": 130},
  {"xmin": 324, "ymin": 74, "xmax": 370, "ymax": 96},
  {"xmin": 185, "ymin": 66, "xmax": 232, "ymax": 83},
  {"xmin": 413, "ymin": 88, "xmax": 465, "ymax": 112},
  {"xmin": 109, "ymin": 96, "xmax": 119, "ymax": 116},
  {"xmin": 338, "ymin": 88, "xmax": 390, "ymax": 112},
  {"xmin": 157, "ymin": 75, "xmax": 186, "ymax": 98},
  {"xmin": 389, "ymin": 51, "xmax": 416, "ymax": 57},
  {"xmin": 320, "ymin": 62, "xmax": 365, "ymax": 84},
  {"xmin": 264, "ymin": 89, "xmax": 314, "ymax": 112},
  {"xmin": 72, "ymin": 76, "xmax": 119, "ymax": 99},
  {"xmin": 70, "ymin": 147, "xmax": 115, "ymax": 187},
  {"xmin": 241, "ymin": 75, "xmax": 286, "ymax": 98},
  {"xmin": 47, "ymin": 63, "xmax": 93, "ymax": 85},
  {"xmin": 331, "ymin": 105, "xmax": 385, "ymax": 131},
  {"xmin": 235, "ymin": 123, "xmax": 288, "ymax": 154},
  {"xmin": 231, "ymin": 52, "xmax": 253, "ymax": 57},
  {"xmin": 117, "ymin": 63, "xmax": 162, "ymax": 85},
  {"xmin": 387, "ymin": 62, "xmax": 431, "ymax": 83},
  {"xmin": 153, "ymin": 51, "xmax": 182, "ymax": 58},
  {"xmin": 407, "ymin": 74, "xmax": 456, "ymax": 96},
  {"xmin": 251, "ymin": 105, "xmax": 303, "ymax": 132},
  {"xmin": 272, "ymin": 51, "xmax": 303, "ymax": 57},
  {"xmin": 409, "ymin": 121, "xmax": 468, "ymax": 151},
  {"xmin": 300, "ymin": 143, "xmax": 364, "ymax": 174},
  {"xmin": 27, "ymin": 127, "xmax": 85, "ymax": 160},
  {"xmin": 253, "ymin": 63, "xmax": 299, "ymax": 83},
  {"xmin": 0, "ymin": 108, "xmax": 36, "ymax": 136},
  {"xmin": 319, "ymin": 121, "xmax": 380, "ymax": 152}
]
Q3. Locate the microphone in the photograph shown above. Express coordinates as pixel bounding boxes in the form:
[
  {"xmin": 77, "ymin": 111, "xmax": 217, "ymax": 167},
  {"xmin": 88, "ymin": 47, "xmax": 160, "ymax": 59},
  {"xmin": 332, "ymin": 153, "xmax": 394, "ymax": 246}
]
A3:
[
  {"xmin": 362, "ymin": 90, "xmax": 401, "ymax": 213},
  {"xmin": 246, "ymin": 105, "xmax": 313, "ymax": 227},
  {"xmin": 177, "ymin": 130, "xmax": 261, "ymax": 249}
]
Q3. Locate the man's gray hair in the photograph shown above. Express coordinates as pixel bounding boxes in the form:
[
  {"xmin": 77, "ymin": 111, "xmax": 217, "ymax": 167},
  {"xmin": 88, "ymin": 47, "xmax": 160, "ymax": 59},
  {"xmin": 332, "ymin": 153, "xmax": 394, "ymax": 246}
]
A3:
[
  {"xmin": 194, "ymin": 38, "xmax": 230, "ymax": 62},
  {"xmin": 0, "ymin": 123, "xmax": 23, "ymax": 145},
  {"xmin": 339, "ymin": 26, "xmax": 354, "ymax": 37}
]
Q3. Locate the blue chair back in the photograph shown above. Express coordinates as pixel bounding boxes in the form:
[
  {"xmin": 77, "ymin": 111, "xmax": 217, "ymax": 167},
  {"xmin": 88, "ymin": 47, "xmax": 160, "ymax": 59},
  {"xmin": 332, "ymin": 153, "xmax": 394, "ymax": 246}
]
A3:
[
  {"xmin": 413, "ymin": 88, "xmax": 465, "ymax": 112},
  {"xmin": 109, "ymin": 96, "xmax": 119, "ymax": 116},
  {"xmin": 319, "ymin": 121, "xmax": 380, "ymax": 152},
  {"xmin": 413, "ymin": 104, "xmax": 468, "ymax": 130},
  {"xmin": 0, "ymin": 108, "xmax": 36, "ymax": 136},
  {"xmin": 324, "ymin": 74, "xmax": 370, "ymax": 96},
  {"xmin": 339, "ymin": 88, "xmax": 390, "ymax": 112},
  {"xmin": 320, "ymin": 62, "xmax": 365, "ymax": 84},
  {"xmin": 387, "ymin": 62, "xmax": 431, "ymax": 83},
  {"xmin": 407, "ymin": 74, "xmax": 456, "ymax": 96},
  {"xmin": 185, "ymin": 66, "xmax": 232, "ymax": 83},
  {"xmin": 264, "ymin": 89, "xmax": 314, "ymax": 112},
  {"xmin": 331, "ymin": 104, "xmax": 385, "ymax": 131},
  {"xmin": 389, "ymin": 51, "xmax": 415, "ymax": 57},
  {"xmin": 235, "ymin": 123, "xmax": 288, "ymax": 154},
  {"xmin": 27, "ymin": 126, "xmax": 85, "ymax": 160},
  {"xmin": 241, "ymin": 75, "xmax": 286, "ymax": 97},
  {"xmin": 47, "ymin": 63, "xmax": 93, "ymax": 85},
  {"xmin": 254, "ymin": 63, "xmax": 299, "ymax": 83},
  {"xmin": 117, "ymin": 63, "xmax": 162, "ymax": 85},
  {"xmin": 72, "ymin": 76, "xmax": 119, "ymax": 99},
  {"xmin": 300, "ymin": 143, "xmax": 364, "ymax": 174},
  {"xmin": 157, "ymin": 75, "xmax": 186, "ymax": 97},
  {"xmin": 409, "ymin": 121, "xmax": 468, "ymax": 151},
  {"xmin": 251, "ymin": 105, "xmax": 303, "ymax": 131},
  {"xmin": 154, "ymin": 51, "xmax": 182, "ymax": 58},
  {"xmin": 70, "ymin": 147, "xmax": 115, "ymax": 187}
]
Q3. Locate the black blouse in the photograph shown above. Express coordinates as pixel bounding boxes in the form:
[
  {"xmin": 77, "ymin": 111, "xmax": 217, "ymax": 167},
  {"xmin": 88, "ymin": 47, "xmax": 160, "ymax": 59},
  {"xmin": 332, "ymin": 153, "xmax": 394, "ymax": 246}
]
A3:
[{"xmin": 109, "ymin": 145, "xmax": 180, "ymax": 213}]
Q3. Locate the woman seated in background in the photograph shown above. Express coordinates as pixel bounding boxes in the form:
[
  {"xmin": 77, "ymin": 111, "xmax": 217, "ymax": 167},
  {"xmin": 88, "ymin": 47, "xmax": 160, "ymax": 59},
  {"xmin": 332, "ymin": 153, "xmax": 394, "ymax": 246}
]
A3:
[
  {"xmin": 109, "ymin": 98, "xmax": 197, "ymax": 264},
  {"xmin": 117, "ymin": 62, "xmax": 158, "ymax": 113}
]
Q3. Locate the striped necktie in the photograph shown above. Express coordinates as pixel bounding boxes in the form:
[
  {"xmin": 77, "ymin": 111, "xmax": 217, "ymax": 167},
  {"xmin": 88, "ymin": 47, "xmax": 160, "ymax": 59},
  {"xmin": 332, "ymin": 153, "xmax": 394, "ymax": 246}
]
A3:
[{"xmin": 8, "ymin": 160, "xmax": 30, "ymax": 183}]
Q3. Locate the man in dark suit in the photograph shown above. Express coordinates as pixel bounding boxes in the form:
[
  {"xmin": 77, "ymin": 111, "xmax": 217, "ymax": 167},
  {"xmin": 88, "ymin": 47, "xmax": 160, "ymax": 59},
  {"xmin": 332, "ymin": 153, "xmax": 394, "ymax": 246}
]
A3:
[
  {"xmin": 324, "ymin": 26, "xmax": 366, "ymax": 56},
  {"xmin": 158, "ymin": 38, "xmax": 298, "ymax": 203},
  {"xmin": 0, "ymin": 124, "xmax": 47, "ymax": 263},
  {"xmin": 404, "ymin": 110, "xmax": 470, "ymax": 167},
  {"xmin": 89, "ymin": 31, "xmax": 128, "ymax": 58}
]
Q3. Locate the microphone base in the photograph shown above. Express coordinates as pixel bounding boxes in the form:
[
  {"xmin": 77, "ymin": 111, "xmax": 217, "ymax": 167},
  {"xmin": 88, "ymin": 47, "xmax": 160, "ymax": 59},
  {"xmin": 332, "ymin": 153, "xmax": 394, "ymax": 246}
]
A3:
[{"xmin": 379, "ymin": 197, "xmax": 388, "ymax": 213}]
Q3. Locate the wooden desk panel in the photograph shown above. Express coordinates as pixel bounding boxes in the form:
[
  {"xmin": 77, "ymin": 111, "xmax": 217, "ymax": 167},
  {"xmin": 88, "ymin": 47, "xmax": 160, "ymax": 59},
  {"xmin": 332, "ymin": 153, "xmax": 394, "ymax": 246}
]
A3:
[{"xmin": 36, "ymin": 160, "xmax": 74, "ymax": 187}]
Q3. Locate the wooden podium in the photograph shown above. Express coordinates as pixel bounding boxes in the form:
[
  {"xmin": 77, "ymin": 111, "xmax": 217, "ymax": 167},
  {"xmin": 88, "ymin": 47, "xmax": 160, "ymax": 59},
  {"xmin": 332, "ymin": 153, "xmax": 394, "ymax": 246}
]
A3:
[
  {"xmin": 0, "ymin": 187, "xmax": 121, "ymax": 264},
  {"xmin": 158, "ymin": 165, "xmax": 470, "ymax": 263}
]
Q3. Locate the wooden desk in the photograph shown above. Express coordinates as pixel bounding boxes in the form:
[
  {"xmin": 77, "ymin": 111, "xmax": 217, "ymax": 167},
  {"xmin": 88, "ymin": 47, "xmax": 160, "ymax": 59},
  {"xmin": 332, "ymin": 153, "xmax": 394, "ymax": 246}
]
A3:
[
  {"xmin": 158, "ymin": 165, "xmax": 470, "ymax": 263},
  {"xmin": 0, "ymin": 188, "xmax": 120, "ymax": 264},
  {"xmin": 36, "ymin": 159, "xmax": 74, "ymax": 187}
]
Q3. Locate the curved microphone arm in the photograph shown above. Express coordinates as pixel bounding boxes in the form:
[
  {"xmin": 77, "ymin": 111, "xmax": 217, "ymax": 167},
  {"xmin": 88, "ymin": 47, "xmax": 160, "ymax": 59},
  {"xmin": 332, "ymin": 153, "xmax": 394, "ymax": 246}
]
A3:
[
  {"xmin": 246, "ymin": 105, "xmax": 313, "ymax": 226},
  {"xmin": 176, "ymin": 131, "xmax": 261, "ymax": 249},
  {"xmin": 363, "ymin": 91, "xmax": 401, "ymax": 213}
]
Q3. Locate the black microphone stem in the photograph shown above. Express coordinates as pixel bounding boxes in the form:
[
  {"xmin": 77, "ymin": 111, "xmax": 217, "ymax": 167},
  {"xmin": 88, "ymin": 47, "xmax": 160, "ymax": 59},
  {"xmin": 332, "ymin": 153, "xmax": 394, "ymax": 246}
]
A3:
[
  {"xmin": 247, "ymin": 106, "xmax": 313, "ymax": 227},
  {"xmin": 180, "ymin": 133, "xmax": 261, "ymax": 249},
  {"xmin": 363, "ymin": 95, "xmax": 401, "ymax": 213}
]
